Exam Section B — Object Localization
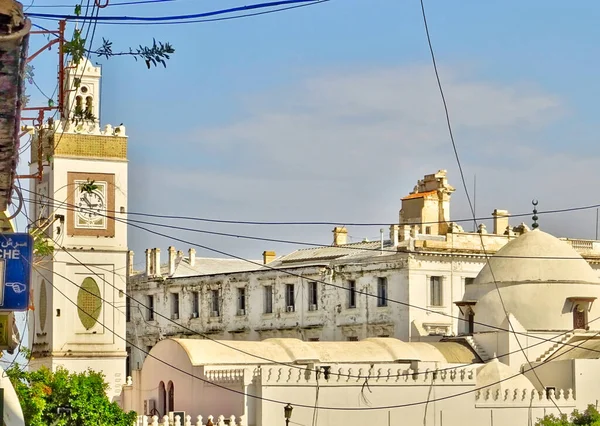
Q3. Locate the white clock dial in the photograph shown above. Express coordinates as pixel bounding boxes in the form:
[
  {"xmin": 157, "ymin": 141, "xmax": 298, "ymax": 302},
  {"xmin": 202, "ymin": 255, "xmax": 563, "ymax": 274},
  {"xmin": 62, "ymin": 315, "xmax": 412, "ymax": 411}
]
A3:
[{"xmin": 75, "ymin": 181, "xmax": 107, "ymax": 229}]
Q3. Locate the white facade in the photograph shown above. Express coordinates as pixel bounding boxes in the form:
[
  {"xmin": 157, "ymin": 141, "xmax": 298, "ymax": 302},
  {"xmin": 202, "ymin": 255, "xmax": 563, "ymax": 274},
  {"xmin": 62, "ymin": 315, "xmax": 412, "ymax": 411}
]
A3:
[
  {"xmin": 126, "ymin": 171, "xmax": 600, "ymax": 373},
  {"xmin": 28, "ymin": 59, "xmax": 129, "ymax": 401},
  {"xmin": 121, "ymin": 229, "xmax": 600, "ymax": 426}
]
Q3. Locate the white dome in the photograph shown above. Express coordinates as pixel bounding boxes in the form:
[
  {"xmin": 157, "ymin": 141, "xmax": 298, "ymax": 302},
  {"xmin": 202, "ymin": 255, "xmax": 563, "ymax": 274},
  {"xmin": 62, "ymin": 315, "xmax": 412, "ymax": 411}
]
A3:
[
  {"xmin": 476, "ymin": 358, "xmax": 535, "ymax": 394},
  {"xmin": 475, "ymin": 229, "xmax": 599, "ymax": 286},
  {"xmin": 464, "ymin": 229, "xmax": 600, "ymax": 331}
]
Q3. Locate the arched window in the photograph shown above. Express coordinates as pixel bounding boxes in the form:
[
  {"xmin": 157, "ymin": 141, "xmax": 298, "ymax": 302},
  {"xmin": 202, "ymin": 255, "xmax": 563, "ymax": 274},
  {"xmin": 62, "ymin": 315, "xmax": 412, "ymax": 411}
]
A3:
[
  {"xmin": 158, "ymin": 381, "xmax": 166, "ymax": 416},
  {"xmin": 167, "ymin": 381, "xmax": 175, "ymax": 412},
  {"xmin": 85, "ymin": 96, "xmax": 93, "ymax": 114},
  {"xmin": 75, "ymin": 96, "xmax": 83, "ymax": 110}
]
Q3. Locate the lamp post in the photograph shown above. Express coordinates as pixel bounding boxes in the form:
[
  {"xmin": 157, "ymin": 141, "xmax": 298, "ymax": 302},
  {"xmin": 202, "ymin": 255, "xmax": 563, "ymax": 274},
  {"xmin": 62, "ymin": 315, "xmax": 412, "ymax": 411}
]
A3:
[{"xmin": 284, "ymin": 403, "xmax": 293, "ymax": 426}]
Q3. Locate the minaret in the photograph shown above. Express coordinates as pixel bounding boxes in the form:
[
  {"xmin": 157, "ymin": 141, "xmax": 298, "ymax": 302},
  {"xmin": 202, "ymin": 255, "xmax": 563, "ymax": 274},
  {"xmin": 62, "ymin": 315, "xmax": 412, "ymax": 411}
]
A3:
[{"xmin": 28, "ymin": 58, "xmax": 128, "ymax": 402}]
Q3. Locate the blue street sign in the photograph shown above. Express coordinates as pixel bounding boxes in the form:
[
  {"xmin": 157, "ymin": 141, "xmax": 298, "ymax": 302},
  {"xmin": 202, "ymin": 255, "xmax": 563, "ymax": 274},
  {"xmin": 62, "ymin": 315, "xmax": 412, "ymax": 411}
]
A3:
[{"xmin": 0, "ymin": 234, "xmax": 33, "ymax": 311}]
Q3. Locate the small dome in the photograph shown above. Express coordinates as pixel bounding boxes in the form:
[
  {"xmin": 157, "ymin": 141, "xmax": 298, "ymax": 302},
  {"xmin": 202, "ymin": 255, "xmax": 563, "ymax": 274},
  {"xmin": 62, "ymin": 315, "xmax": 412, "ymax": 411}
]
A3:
[
  {"xmin": 476, "ymin": 358, "xmax": 535, "ymax": 394},
  {"xmin": 475, "ymin": 229, "xmax": 599, "ymax": 286}
]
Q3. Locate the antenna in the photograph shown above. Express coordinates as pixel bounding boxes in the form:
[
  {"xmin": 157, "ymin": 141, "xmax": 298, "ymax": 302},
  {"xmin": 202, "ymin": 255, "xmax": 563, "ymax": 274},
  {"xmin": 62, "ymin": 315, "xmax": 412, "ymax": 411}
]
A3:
[
  {"xmin": 596, "ymin": 209, "xmax": 598, "ymax": 240},
  {"xmin": 473, "ymin": 174, "xmax": 477, "ymax": 232}
]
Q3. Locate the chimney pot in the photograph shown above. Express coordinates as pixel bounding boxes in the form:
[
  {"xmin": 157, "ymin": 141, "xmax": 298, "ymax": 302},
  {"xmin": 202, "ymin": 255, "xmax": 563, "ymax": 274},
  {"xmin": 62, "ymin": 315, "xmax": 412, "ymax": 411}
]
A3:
[
  {"xmin": 145, "ymin": 249, "xmax": 151, "ymax": 276},
  {"xmin": 168, "ymin": 246, "xmax": 176, "ymax": 276},
  {"xmin": 189, "ymin": 248, "xmax": 196, "ymax": 267},
  {"xmin": 492, "ymin": 209, "xmax": 510, "ymax": 235},
  {"xmin": 332, "ymin": 227, "xmax": 348, "ymax": 246},
  {"xmin": 128, "ymin": 251, "xmax": 134, "ymax": 277},
  {"xmin": 263, "ymin": 251, "xmax": 276, "ymax": 264},
  {"xmin": 153, "ymin": 248, "xmax": 162, "ymax": 278}
]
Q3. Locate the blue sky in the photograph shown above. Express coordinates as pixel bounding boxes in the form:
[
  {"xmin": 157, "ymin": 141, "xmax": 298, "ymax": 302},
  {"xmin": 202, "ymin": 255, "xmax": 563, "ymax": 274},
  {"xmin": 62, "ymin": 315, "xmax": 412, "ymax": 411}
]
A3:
[{"xmin": 19, "ymin": 0, "xmax": 600, "ymax": 266}]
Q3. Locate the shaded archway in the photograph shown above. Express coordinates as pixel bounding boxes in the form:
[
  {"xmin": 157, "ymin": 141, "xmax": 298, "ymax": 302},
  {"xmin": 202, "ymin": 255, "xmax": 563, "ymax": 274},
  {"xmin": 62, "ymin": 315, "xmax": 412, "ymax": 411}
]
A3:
[
  {"xmin": 167, "ymin": 380, "xmax": 175, "ymax": 412},
  {"xmin": 158, "ymin": 381, "xmax": 166, "ymax": 416}
]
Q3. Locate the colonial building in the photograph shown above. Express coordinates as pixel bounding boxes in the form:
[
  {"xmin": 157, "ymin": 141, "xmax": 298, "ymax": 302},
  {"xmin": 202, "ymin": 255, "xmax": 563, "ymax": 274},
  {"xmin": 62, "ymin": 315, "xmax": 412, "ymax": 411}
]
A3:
[
  {"xmin": 126, "ymin": 171, "xmax": 600, "ymax": 372},
  {"xmin": 28, "ymin": 58, "xmax": 129, "ymax": 401},
  {"xmin": 121, "ymin": 229, "xmax": 600, "ymax": 426}
]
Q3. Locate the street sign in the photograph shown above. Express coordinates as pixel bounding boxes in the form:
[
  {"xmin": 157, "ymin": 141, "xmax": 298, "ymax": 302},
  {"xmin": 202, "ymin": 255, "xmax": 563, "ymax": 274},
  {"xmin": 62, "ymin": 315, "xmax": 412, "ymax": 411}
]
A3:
[{"xmin": 0, "ymin": 233, "xmax": 33, "ymax": 311}]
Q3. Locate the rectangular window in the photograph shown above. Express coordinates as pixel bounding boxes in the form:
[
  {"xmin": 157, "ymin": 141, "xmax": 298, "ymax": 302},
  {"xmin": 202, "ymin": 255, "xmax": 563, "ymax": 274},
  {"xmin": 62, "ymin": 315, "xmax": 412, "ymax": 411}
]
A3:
[
  {"xmin": 348, "ymin": 280, "xmax": 356, "ymax": 308},
  {"xmin": 430, "ymin": 276, "xmax": 443, "ymax": 306},
  {"xmin": 192, "ymin": 291, "xmax": 199, "ymax": 316},
  {"xmin": 171, "ymin": 293, "xmax": 180, "ymax": 318},
  {"xmin": 308, "ymin": 282, "xmax": 318, "ymax": 310},
  {"xmin": 465, "ymin": 277, "xmax": 475, "ymax": 286},
  {"xmin": 285, "ymin": 284, "xmax": 295, "ymax": 312},
  {"xmin": 377, "ymin": 277, "xmax": 388, "ymax": 307},
  {"xmin": 211, "ymin": 290, "xmax": 220, "ymax": 316},
  {"xmin": 125, "ymin": 296, "xmax": 131, "ymax": 322},
  {"xmin": 237, "ymin": 288, "xmax": 246, "ymax": 314},
  {"xmin": 264, "ymin": 285, "xmax": 273, "ymax": 314},
  {"xmin": 147, "ymin": 295, "xmax": 155, "ymax": 321}
]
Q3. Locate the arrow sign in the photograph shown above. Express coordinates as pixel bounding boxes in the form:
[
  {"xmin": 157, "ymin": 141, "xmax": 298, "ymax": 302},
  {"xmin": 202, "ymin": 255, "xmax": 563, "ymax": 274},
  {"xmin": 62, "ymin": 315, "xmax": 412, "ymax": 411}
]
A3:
[{"xmin": 0, "ymin": 234, "xmax": 33, "ymax": 311}]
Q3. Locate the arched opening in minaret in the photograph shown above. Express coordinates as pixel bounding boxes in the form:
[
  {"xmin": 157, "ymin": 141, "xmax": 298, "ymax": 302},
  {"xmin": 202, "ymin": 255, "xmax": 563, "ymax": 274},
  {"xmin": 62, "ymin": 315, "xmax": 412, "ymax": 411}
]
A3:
[
  {"xmin": 167, "ymin": 380, "xmax": 175, "ymax": 412},
  {"xmin": 573, "ymin": 304, "xmax": 588, "ymax": 330},
  {"xmin": 75, "ymin": 96, "xmax": 83, "ymax": 111},
  {"xmin": 158, "ymin": 381, "xmax": 166, "ymax": 416},
  {"xmin": 85, "ymin": 96, "xmax": 93, "ymax": 115}
]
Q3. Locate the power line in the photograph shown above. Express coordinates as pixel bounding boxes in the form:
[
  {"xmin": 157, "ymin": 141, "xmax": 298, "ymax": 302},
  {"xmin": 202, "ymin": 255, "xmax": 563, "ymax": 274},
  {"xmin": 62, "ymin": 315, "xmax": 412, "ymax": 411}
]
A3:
[
  {"xmin": 21, "ymin": 192, "xmax": 600, "ymax": 261},
  {"xmin": 22, "ymin": 193, "xmax": 600, "ymax": 353},
  {"xmin": 26, "ymin": 0, "xmax": 328, "ymax": 21},
  {"xmin": 18, "ymin": 185, "xmax": 600, "ymax": 228},
  {"xmin": 28, "ymin": 0, "xmax": 176, "ymax": 7},
  {"xmin": 418, "ymin": 0, "xmax": 561, "ymax": 414},
  {"xmin": 31, "ymin": 261, "xmax": 599, "ymax": 411}
]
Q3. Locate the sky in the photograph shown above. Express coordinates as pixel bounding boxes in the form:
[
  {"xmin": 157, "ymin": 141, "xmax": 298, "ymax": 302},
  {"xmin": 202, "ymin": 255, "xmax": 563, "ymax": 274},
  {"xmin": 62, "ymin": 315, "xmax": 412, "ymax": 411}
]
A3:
[{"xmin": 17, "ymin": 0, "xmax": 600, "ymax": 270}]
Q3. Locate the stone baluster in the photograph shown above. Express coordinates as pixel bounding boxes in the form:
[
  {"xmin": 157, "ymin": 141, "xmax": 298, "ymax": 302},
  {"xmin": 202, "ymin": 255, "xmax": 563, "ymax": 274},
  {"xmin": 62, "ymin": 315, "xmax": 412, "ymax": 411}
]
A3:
[
  {"xmin": 238, "ymin": 414, "xmax": 247, "ymax": 426},
  {"xmin": 151, "ymin": 416, "xmax": 159, "ymax": 426},
  {"xmin": 228, "ymin": 415, "xmax": 236, "ymax": 425},
  {"xmin": 162, "ymin": 415, "xmax": 169, "ymax": 426},
  {"xmin": 567, "ymin": 388, "xmax": 574, "ymax": 400},
  {"xmin": 195, "ymin": 415, "xmax": 203, "ymax": 426},
  {"xmin": 141, "ymin": 415, "xmax": 149, "ymax": 426},
  {"xmin": 558, "ymin": 389, "xmax": 565, "ymax": 400},
  {"xmin": 217, "ymin": 415, "xmax": 226, "ymax": 426},
  {"xmin": 184, "ymin": 415, "xmax": 192, "ymax": 426},
  {"xmin": 175, "ymin": 415, "xmax": 182, "ymax": 426}
]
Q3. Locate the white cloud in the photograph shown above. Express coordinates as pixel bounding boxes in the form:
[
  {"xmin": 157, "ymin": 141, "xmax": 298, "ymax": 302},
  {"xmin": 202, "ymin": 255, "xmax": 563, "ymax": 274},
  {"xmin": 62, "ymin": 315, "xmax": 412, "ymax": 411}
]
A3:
[{"xmin": 129, "ymin": 64, "xmax": 597, "ymax": 259}]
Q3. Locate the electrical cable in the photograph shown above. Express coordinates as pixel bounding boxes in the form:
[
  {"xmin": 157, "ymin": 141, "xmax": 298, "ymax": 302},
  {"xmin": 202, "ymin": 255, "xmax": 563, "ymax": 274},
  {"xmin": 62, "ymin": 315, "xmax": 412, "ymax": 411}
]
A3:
[
  {"xmin": 28, "ymin": 0, "xmax": 177, "ymax": 7},
  {"xmin": 26, "ymin": 0, "xmax": 328, "ymax": 21},
  {"xmin": 21, "ymin": 191, "xmax": 600, "ymax": 262},
  {"xmin": 419, "ymin": 0, "xmax": 561, "ymax": 414},
  {"xmin": 31, "ymin": 261, "xmax": 600, "ymax": 411},
  {"xmin": 23, "ymin": 194, "xmax": 600, "ymax": 359}
]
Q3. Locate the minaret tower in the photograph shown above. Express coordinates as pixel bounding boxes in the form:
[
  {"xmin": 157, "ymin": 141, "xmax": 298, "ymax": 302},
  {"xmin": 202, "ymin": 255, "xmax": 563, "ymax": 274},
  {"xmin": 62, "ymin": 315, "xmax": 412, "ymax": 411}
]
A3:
[{"xmin": 28, "ymin": 58, "xmax": 128, "ymax": 402}]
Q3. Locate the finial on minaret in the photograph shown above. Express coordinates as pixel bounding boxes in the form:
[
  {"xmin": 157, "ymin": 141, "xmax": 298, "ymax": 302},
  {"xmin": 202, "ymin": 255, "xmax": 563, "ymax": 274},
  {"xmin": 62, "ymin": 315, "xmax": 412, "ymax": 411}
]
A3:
[{"xmin": 532, "ymin": 200, "xmax": 539, "ymax": 229}]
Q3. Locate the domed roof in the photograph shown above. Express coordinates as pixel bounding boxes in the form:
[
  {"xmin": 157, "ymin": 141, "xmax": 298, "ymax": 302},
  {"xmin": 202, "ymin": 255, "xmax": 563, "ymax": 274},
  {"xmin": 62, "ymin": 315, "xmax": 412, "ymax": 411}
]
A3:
[
  {"xmin": 476, "ymin": 358, "xmax": 535, "ymax": 393},
  {"xmin": 474, "ymin": 229, "xmax": 600, "ymax": 286}
]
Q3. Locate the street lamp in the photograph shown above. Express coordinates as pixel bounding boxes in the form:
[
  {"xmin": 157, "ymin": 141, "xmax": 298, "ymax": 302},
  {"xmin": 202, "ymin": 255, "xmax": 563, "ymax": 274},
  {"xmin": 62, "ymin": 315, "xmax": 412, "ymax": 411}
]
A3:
[{"xmin": 284, "ymin": 403, "xmax": 293, "ymax": 426}]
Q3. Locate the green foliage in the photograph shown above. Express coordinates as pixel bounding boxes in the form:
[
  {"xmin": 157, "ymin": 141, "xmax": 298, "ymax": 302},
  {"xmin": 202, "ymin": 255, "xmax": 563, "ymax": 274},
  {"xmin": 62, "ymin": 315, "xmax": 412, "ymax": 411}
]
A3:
[
  {"xmin": 6, "ymin": 366, "xmax": 137, "ymax": 426},
  {"xmin": 63, "ymin": 29, "xmax": 86, "ymax": 65},
  {"xmin": 95, "ymin": 38, "xmax": 175, "ymax": 69},
  {"xmin": 536, "ymin": 405, "xmax": 600, "ymax": 426},
  {"xmin": 33, "ymin": 234, "xmax": 54, "ymax": 257},
  {"xmin": 79, "ymin": 179, "xmax": 99, "ymax": 194}
]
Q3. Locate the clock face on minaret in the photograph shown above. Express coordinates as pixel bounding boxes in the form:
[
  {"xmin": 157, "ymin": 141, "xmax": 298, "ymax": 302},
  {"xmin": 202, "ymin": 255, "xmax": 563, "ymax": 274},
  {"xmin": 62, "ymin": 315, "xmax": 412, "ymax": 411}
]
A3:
[{"xmin": 67, "ymin": 172, "xmax": 115, "ymax": 237}]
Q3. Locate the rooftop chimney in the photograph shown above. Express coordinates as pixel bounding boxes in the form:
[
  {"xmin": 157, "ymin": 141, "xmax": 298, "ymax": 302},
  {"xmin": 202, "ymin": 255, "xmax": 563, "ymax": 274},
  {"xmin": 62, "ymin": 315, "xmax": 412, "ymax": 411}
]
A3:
[
  {"xmin": 127, "ymin": 250, "xmax": 134, "ymax": 277},
  {"xmin": 263, "ymin": 251, "xmax": 276, "ymax": 264},
  {"xmin": 153, "ymin": 248, "xmax": 162, "ymax": 278},
  {"xmin": 145, "ymin": 249, "xmax": 151, "ymax": 276},
  {"xmin": 189, "ymin": 248, "xmax": 196, "ymax": 267},
  {"xmin": 389, "ymin": 225, "xmax": 399, "ymax": 247},
  {"xmin": 168, "ymin": 246, "xmax": 176, "ymax": 276},
  {"xmin": 333, "ymin": 227, "xmax": 348, "ymax": 246},
  {"xmin": 492, "ymin": 209, "xmax": 510, "ymax": 235}
]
